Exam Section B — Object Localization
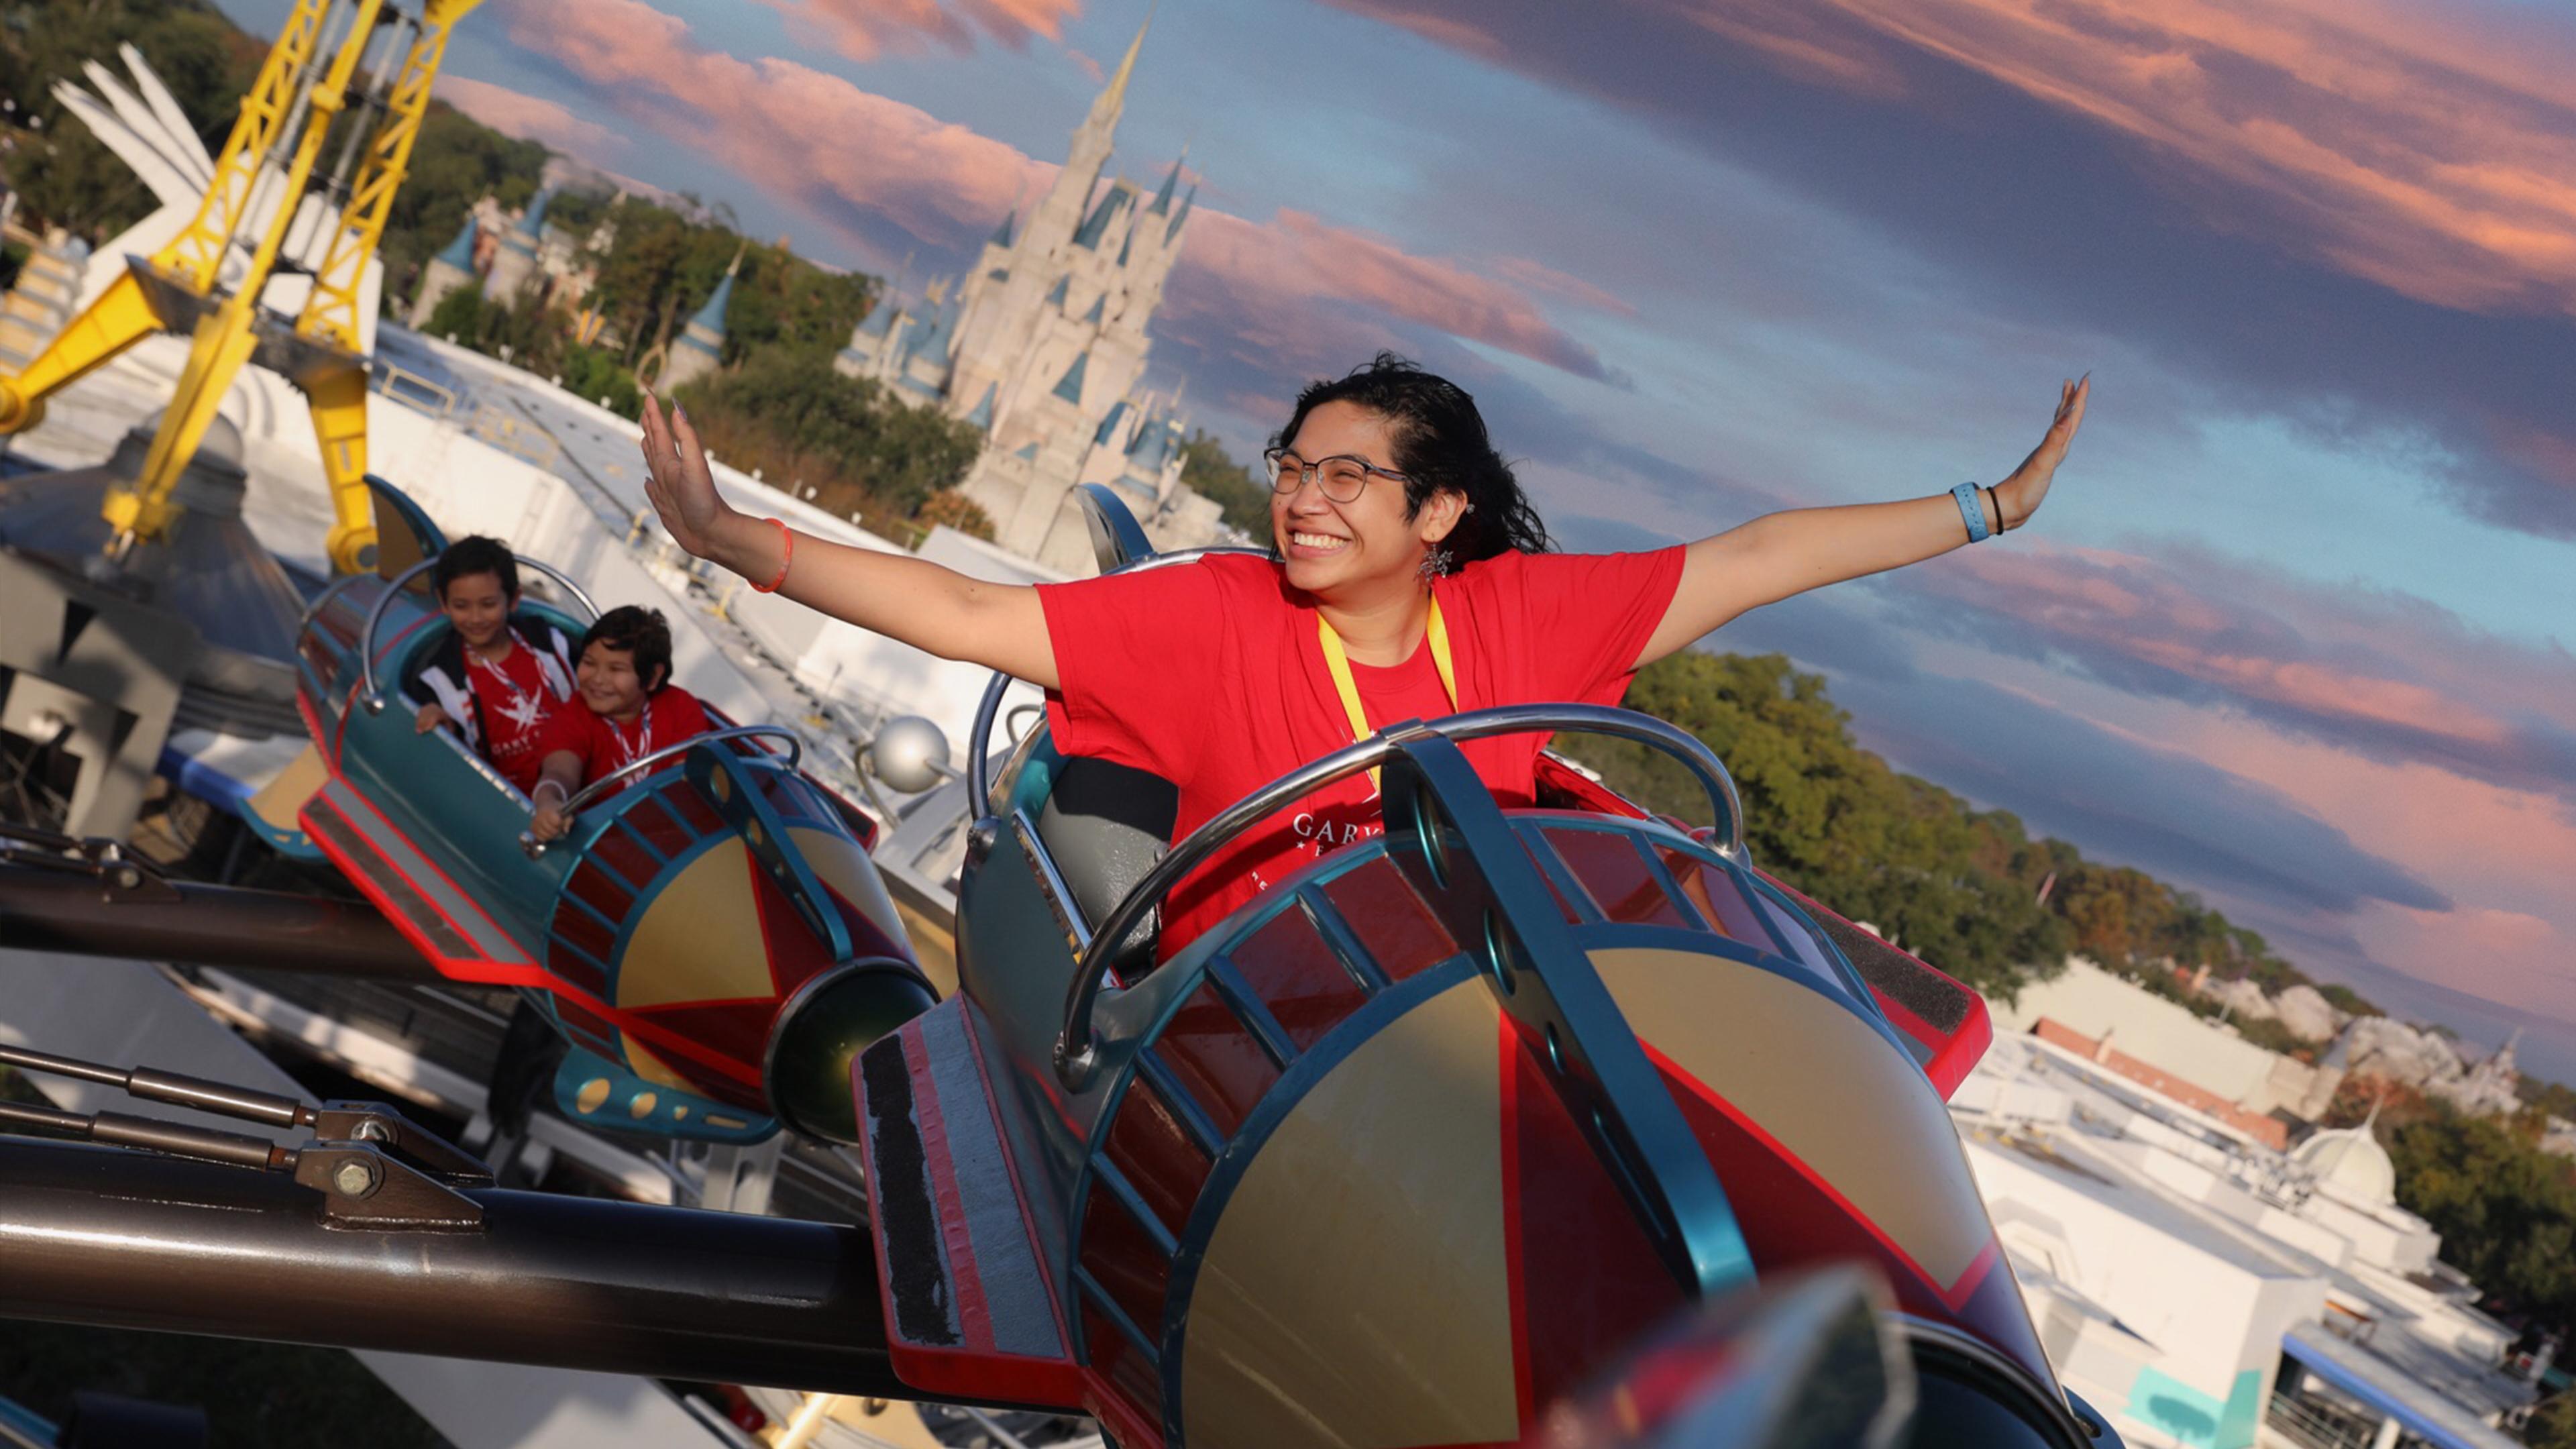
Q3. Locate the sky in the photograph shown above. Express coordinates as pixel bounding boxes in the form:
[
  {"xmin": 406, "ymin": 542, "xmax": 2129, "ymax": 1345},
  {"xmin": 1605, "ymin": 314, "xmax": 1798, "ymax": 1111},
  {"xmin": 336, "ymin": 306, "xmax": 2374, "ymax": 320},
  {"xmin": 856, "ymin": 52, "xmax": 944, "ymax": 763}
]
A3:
[{"xmin": 215, "ymin": 0, "xmax": 2576, "ymax": 1080}]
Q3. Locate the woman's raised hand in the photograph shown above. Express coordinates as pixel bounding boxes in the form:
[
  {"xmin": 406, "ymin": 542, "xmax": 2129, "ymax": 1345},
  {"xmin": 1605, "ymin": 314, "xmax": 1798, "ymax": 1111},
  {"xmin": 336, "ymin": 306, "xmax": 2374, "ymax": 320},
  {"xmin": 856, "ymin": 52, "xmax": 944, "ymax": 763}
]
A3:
[
  {"xmin": 1993, "ymin": 375, "xmax": 2089, "ymax": 531},
  {"xmin": 639, "ymin": 392, "xmax": 733, "ymax": 561}
]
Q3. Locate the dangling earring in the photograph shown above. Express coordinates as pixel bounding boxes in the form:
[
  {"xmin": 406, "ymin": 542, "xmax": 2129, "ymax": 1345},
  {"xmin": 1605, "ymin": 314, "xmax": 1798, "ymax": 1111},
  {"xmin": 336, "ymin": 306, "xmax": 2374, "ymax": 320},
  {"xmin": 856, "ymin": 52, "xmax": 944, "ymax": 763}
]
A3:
[{"xmin": 1418, "ymin": 543, "xmax": 1454, "ymax": 582}]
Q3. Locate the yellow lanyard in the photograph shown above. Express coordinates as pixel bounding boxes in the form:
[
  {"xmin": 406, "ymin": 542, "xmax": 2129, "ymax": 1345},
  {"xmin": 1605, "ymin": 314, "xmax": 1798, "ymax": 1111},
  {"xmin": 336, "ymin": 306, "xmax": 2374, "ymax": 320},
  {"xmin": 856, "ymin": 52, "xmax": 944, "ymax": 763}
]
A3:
[{"xmin": 1318, "ymin": 597, "xmax": 1458, "ymax": 790}]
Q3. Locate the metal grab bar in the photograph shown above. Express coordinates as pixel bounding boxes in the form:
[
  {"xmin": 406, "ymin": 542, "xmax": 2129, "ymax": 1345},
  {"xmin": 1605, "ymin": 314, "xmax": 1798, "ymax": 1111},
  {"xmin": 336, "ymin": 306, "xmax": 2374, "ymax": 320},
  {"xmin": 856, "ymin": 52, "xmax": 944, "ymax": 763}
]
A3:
[
  {"xmin": 297, "ymin": 570, "xmax": 370, "ymax": 632},
  {"xmin": 1053, "ymin": 702, "xmax": 1746, "ymax": 1087},
  {"xmin": 356, "ymin": 554, "xmax": 604, "ymax": 713},
  {"xmin": 520, "ymin": 724, "xmax": 802, "ymax": 859},
  {"xmin": 966, "ymin": 670, "xmax": 1011, "ymax": 814}
]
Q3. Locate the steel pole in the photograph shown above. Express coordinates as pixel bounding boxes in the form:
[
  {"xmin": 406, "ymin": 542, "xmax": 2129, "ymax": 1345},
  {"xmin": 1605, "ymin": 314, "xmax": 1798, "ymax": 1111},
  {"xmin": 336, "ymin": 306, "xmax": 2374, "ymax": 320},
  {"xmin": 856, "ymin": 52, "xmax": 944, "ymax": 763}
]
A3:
[
  {"xmin": 0, "ymin": 863, "xmax": 430, "ymax": 980},
  {"xmin": 0, "ymin": 1138, "xmax": 908, "ymax": 1396}
]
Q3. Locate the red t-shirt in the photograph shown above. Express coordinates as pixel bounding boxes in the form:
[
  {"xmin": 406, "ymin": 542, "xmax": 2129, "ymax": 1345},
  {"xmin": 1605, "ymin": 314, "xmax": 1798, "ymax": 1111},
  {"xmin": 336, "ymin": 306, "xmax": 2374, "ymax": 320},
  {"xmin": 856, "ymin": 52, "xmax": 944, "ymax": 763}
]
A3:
[
  {"xmin": 537, "ymin": 684, "xmax": 715, "ymax": 796},
  {"xmin": 1040, "ymin": 547, "xmax": 1685, "ymax": 958},
  {"xmin": 465, "ymin": 640, "xmax": 567, "ymax": 793}
]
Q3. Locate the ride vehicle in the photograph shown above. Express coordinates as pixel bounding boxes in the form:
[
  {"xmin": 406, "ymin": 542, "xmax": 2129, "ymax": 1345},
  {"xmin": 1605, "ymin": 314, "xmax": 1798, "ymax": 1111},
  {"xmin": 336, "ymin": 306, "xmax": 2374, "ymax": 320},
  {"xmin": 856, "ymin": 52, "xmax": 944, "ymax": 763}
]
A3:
[
  {"xmin": 839, "ymin": 488, "xmax": 2123, "ymax": 1448},
  {"xmin": 278, "ymin": 479, "xmax": 935, "ymax": 1144}
]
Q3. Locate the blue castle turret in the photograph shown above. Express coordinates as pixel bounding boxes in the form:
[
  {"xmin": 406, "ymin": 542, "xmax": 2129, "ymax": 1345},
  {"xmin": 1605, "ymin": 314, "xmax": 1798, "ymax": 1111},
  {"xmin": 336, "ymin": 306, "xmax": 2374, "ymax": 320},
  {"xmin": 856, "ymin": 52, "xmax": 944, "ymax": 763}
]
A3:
[
  {"xmin": 407, "ymin": 213, "xmax": 480, "ymax": 327},
  {"xmin": 660, "ymin": 244, "xmax": 743, "ymax": 391},
  {"xmin": 485, "ymin": 187, "xmax": 553, "ymax": 301}
]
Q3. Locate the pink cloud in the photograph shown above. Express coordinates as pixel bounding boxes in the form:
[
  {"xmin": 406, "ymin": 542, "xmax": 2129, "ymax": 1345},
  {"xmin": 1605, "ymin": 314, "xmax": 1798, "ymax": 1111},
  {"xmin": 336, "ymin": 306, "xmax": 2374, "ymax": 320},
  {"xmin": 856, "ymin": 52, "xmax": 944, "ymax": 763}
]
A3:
[
  {"xmin": 1167, "ymin": 209, "xmax": 1609, "ymax": 378},
  {"xmin": 1334, "ymin": 0, "xmax": 2576, "ymax": 323},
  {"xmin": 1493, "ymin": 256, "xmax": 1638, "ymax": 318},
  {"xmin": 1911, "ymin": 541, "xmax": 2576, "ymax": 796},
  {"xmin": 2159, "ymin": 706, "xmax": 2576, "ymax": 902},
  {"xmin": 2004, "ymin": 676, "xmax": 2576, "ymax": 1030},
  {"xmin": 513, "ymin": 0, "xmax": 1610, "ymax": 376},
  {"xmin": 507, "ymin": 0, "xmax": 1049, "ymax": 252},
  {"xmin": 758, "ymin": 0, "xmax": 1082, "ymax": 62},
  {"xmin": 436, "ymin": 75, "xmax": 625, "ymax": 160}
]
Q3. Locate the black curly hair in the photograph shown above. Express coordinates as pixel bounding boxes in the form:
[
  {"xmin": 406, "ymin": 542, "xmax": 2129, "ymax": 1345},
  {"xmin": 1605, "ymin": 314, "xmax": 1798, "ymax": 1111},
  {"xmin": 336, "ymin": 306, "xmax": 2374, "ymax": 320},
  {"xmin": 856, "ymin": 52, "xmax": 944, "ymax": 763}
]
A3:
[
  {"xmin": 580, "ymin": 606, "xmax": 675, "ymax": 694},
  {"xmin": 1270, "ymin": 353, "xmax": 1554, "ymax": 564},
  {"xmin": 433, "ymin": 535, "xmax": 520, "ymax": 602}
]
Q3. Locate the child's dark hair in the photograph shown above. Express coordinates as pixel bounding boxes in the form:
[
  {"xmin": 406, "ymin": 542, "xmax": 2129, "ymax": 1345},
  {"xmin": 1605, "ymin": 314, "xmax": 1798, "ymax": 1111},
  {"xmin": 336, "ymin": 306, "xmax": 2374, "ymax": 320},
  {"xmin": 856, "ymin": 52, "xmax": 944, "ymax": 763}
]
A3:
[
  {"xmin": 433, "ymin": 535, "xmax": 520, "ymax": 601},
  {"xmin": 1271, "ymin": 353, "xmax": 1554, "ymax": 564},
  {"xmin": 580, "ymin": 606, "xmax": 675, "ymax": 693}
]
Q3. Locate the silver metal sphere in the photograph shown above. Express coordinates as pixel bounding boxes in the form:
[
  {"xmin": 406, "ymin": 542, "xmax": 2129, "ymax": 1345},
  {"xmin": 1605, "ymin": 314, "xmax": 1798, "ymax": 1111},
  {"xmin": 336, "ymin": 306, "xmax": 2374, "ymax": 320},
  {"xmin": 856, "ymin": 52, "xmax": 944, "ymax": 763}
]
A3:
[{"xmin": 868, "ymin": 715, "xmax": 953, "ymax": 794}]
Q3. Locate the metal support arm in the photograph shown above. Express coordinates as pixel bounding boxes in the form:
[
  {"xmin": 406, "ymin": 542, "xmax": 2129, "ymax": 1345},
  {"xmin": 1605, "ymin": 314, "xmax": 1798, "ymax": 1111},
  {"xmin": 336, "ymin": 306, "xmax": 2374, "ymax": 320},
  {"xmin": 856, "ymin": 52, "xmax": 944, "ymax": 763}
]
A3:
[{"xmin": 0, "ymin": 1137, "xmax": 910, "ymax": 1396}]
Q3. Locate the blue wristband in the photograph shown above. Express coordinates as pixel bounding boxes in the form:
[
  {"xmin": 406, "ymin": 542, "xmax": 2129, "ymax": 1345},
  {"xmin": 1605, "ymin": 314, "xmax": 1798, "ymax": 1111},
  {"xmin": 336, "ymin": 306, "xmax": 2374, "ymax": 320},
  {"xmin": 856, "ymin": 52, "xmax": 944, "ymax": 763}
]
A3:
[{"xmin": 1952, "ymin": 481, "xmax": 1990, "ymax": 543}]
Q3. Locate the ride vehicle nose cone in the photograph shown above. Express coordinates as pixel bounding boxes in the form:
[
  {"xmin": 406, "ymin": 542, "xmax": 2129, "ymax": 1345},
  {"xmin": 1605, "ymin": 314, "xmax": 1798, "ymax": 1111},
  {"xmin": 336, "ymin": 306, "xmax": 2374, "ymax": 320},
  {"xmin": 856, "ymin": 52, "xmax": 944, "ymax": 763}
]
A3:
[{"xmin": 764, "ymin": 961, "xmax": 937, "ymax": 1145}]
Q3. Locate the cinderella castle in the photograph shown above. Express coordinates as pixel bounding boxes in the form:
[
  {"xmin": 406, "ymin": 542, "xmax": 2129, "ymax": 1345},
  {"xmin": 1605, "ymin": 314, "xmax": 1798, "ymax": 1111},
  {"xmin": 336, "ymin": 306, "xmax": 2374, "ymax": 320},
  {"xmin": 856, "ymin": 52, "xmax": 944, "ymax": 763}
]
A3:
[{"xmin": 831, "ymin": 19, "xmax": 1230, "ymax": 574}]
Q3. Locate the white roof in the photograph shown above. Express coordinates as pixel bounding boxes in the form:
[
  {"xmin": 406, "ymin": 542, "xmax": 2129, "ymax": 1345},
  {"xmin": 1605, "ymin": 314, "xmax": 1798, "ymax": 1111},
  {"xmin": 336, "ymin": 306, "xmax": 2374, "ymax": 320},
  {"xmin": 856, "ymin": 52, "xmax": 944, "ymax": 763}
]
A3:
[{"xmin": 2293, "ymin": 1123, "xmax": 2398, "ymax": 1209}]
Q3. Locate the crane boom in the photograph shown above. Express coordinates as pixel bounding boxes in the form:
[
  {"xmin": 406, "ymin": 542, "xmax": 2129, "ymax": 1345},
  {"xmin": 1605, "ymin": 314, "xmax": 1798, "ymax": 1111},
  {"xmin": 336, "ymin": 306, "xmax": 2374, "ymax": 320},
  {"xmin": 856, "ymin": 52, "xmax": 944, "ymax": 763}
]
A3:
[
  {"xmin": 0, "ymin": 0, "xmax": 484, "ymax": 574},
  {"xmin": 294, "ymin": 0, "xmax": 482, "ymax": 572}
]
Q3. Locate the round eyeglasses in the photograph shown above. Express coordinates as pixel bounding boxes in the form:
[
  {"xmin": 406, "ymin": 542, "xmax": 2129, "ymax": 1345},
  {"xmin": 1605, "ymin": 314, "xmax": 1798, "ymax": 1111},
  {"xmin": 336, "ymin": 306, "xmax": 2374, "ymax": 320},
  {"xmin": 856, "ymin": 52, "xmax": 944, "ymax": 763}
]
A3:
[{"xmin": 1263, "ymin": 447, "xmax": 1411, "ymax": 504}]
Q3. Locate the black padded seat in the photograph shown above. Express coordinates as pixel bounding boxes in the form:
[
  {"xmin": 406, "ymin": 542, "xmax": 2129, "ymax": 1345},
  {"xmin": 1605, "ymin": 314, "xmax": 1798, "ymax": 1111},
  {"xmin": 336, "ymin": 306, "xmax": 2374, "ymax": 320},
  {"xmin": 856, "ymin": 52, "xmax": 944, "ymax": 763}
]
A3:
[{"xmin": 1034, "ymin": 757, "xmax": 1178, "ymax": 969}]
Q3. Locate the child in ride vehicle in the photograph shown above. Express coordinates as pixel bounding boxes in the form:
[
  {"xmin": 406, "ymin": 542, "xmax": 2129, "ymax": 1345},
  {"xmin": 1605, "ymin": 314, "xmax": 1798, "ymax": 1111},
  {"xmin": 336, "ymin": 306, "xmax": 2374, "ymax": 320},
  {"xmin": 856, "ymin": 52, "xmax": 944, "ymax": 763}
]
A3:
[
  {"xmin": 402, "ymin": 535, "xmax": 577, "ymax": 794},
  {"xmin": 526, "ymin": 605, "xmax": 714, "ymax": 841}
]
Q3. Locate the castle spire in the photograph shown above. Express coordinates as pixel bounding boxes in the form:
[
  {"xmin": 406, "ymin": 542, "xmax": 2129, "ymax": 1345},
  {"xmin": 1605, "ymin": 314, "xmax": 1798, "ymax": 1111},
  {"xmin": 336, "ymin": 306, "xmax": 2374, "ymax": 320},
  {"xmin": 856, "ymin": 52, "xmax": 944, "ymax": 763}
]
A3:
[
  {"xmin": 1148, "ymin": 146, "xmax": 1187, "ymax": 217},
  {"xmin": 1091, "ymin": 4, "xmax": 1155, "ymax": 127},
  {"xmin": 433, "ymin": 215, "xmax": 477, "ymax": 270},
  {"xmin": 683, "ymin": 243, "xmax": 745, "ymax": 339}
]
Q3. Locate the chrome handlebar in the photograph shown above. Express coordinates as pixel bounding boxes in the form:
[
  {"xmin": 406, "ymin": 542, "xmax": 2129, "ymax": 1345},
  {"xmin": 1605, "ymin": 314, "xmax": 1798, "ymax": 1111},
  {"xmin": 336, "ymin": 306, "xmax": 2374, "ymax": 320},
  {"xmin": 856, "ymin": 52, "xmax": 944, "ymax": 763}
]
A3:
[{"xmin": 519, "ymin": 724, "xmax": 802, "ymax": 858}]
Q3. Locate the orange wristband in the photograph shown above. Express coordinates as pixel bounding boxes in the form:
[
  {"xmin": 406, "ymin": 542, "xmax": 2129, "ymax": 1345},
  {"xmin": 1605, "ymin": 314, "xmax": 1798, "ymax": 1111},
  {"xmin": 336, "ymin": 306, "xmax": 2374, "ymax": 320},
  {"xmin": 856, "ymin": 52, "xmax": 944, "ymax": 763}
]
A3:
[{"xmin": 750, "ymin": 517, "xmax": 792, "ymax": 594}]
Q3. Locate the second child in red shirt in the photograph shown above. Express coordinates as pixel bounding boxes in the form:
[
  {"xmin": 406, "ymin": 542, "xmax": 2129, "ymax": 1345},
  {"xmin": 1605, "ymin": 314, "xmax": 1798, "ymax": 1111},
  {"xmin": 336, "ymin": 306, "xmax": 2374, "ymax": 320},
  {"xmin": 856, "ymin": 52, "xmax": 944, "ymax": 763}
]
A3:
[{"xmin": 527, "ymin": 606, "xmax": 713, "ymax": 842}]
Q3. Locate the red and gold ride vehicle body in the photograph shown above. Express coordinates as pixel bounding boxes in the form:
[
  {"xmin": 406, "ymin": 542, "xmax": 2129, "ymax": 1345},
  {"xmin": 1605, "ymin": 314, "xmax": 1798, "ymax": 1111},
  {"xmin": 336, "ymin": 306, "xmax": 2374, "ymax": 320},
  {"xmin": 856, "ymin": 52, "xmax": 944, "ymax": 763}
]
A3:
[{"xmin": 855, "ymin": 547, "xmax": 2111, "ymax": 1449}]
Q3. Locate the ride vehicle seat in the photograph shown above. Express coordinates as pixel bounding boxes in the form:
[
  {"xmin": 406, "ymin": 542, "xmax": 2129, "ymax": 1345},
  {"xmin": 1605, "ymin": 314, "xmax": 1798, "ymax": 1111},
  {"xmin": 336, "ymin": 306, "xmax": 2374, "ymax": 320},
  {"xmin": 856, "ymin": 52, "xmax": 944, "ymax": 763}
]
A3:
[{"xmin": 1004, "ymin": 729, "xmax": 1176, "ymax": 969}]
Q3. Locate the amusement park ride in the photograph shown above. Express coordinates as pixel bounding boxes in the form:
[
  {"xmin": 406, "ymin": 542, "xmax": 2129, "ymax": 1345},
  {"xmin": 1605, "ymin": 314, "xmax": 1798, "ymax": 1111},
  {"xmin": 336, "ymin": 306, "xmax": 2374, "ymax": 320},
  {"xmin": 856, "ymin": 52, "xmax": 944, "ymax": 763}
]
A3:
[{"xmin": 0, "ymin": 4, "xmax": 2130, "ymax": 1446}]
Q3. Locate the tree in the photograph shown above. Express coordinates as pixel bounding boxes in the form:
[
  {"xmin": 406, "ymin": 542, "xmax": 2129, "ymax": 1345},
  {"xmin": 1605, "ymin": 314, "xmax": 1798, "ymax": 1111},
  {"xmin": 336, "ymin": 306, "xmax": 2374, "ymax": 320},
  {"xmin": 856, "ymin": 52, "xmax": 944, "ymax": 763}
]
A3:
[
  {"xmin": 1179, "ymin": 429, "xmax": 1268, "ymax": 533},
  {"xmin": 576, "ymin": 201, "xmax": 871, "ymax": 369},
  {"xmin": 2521, "ymin": 1078, "xmax": 2576, "ymax": 1122},
  {"xmin": 672, "ymin": 350, "xmax": 982, "ymax": 526},
  {"xmin": 2387, "ymin": 1111, "xmax": 2576, "ymax": 1338},
  {"xmin": 916, "ymin": 489, "xmax": 995, "ymax": 541},
  {"xmin": 0, "ymin": 1, "xmax": 254, "ymax": 239},
  {"xmin": 559, "ymin": 344, "xmax": 641, "ymax": 419},
  {"xmin": 1562, "ymin": 651, "xmax": 2069, "ymax": 996},
  {"xmin": 420, "ymin": 281, "xmax": 490, "ymax": 346},
  {"xmin": 2528, "ymin": 1391, "xmax": 2576, "ymax": 1449}
]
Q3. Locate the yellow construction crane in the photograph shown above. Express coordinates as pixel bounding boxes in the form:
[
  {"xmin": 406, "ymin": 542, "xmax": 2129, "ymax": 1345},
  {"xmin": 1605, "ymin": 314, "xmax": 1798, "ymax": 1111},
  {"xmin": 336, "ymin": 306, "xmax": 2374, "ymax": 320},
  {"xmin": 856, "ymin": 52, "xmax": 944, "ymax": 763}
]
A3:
[{"xmin": 0, "ymin": 0, "xmax": 482, "ymax": 574}]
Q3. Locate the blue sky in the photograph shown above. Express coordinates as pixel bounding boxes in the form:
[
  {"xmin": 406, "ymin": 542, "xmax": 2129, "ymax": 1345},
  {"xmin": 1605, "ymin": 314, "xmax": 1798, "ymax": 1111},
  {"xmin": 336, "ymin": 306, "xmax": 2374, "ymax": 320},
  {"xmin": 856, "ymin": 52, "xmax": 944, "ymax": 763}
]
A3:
[{"xmin": 210, "ymin": 0, "xmax": 2576, "ymax": 1079}]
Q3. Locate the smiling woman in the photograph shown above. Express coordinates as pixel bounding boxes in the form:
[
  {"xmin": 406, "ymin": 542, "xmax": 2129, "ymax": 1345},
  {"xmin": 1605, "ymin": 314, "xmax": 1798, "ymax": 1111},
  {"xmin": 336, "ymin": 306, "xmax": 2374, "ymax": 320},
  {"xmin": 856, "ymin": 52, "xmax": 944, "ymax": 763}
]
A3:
[{"xmin": 639, "ymin": 353, "xmax": 2086, "ymax": 959}]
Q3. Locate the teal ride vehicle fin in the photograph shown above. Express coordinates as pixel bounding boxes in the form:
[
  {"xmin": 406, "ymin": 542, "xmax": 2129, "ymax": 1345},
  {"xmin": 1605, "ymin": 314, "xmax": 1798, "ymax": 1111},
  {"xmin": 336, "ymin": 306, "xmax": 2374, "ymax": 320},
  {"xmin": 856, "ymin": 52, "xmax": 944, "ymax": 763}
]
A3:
[
  {"xmin": 552, "ymin": 1044, "xmax": 779, "ymax": 1144},
  {"xmin": 235, "ymin": 741, "xmax": 329, "ymax": 861}
]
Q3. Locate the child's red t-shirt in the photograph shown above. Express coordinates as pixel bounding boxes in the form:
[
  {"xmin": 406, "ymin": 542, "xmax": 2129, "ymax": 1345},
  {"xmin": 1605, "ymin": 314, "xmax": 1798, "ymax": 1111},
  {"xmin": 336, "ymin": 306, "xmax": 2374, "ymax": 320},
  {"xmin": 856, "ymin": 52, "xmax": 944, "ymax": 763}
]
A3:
[
  {"xmin": 464, "ymin": 641, "xmax": 566, "ymax": 792},
  {"xmin": 1038, "ymin": 547, "xmax": 1684, "ymax": 959},
  {"xmin": 538, "ymin": 684, "xmax": 714, "ymax": 796}
]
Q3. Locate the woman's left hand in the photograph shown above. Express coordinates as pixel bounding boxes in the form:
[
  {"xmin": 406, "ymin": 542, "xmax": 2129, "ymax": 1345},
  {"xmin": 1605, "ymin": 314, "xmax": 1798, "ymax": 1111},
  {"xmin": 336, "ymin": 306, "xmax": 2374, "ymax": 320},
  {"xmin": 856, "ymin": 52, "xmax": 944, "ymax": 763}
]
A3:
[{"xmin": 1992, "ymin": 375, "xmax": 2089, "ymax": 531}]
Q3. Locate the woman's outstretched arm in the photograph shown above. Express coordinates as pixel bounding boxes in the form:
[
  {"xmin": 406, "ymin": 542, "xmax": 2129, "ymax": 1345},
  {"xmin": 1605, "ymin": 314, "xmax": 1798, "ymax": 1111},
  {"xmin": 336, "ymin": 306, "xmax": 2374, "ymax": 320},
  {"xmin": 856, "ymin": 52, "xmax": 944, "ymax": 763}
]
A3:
[
  {"xmin": 1638, "ymin": 377, "xmax": 2088, "ymax": 666},
  {"xmin": 638, "ymin": 394, "xmax": 1060, "ymax": 690}
]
